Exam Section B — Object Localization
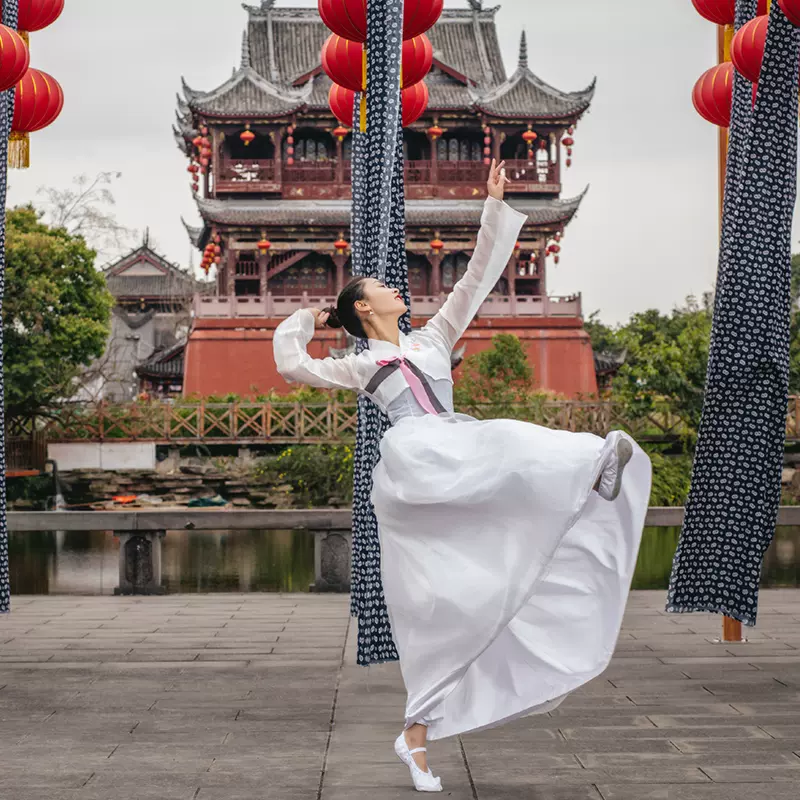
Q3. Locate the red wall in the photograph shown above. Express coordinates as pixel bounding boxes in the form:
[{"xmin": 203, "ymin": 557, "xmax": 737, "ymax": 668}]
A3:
[{"xmin": 183, "ymin": 317, "xmax": 598, "ymax": 399}]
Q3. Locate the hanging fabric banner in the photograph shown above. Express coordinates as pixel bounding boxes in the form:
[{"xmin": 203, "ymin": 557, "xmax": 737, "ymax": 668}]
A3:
[
  {"xmin": 349, "ymin": 0, "xmax": 409, "ymax": 665},
  {"xmin": 667, "ymin": 0, "xmax": 800, "ymax": 625},
  {"xmin": 0, "ymin": 0, "xmax": 19, "ymax": 615}
]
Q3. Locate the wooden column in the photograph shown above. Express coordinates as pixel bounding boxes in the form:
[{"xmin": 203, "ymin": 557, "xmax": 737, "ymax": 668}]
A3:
[
  {"xmin": 491, "ymin": 126, "xmax": 501, "ymax": 163},
  {"xmin": 429, "ymin": 133, "xmax": 439, "ymax": 190},
  {"xmin": 335, "ymin": 137, "xmax": 344, "ymax": 186},
  {"xmin": 226, "ymin": 246, "xmax": 237, "ymax": 298},
  {"xmin": 429, "ymin": 252, "xmax": 442, "ymax": 295},
  {"xmin": 537, "ymin": 248, "xmax": 547, "ymax": 297},
  {"xmin": 257, "ymin": 251, "xmax": 268, "ymax": 297},
  {"xmin": 333, "ymin": 253, "xmax": 347, "ymax": 293},
  {"xmin": 274, "ymin": 127, "xmax": 284, "ymax": 187},
  {"xmin": 211, "ymin": 130, "xmax": 219, "ymax": 199}
]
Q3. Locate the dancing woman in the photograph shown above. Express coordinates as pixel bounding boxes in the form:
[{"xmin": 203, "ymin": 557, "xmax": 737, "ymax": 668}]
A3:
[{"xmin": 273, "ymin": 161, "xmax": 651, "ymax": 792}]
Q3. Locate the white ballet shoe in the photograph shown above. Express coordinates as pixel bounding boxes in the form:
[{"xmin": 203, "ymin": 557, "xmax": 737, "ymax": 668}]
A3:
[
  {"xmin": 597, "ymin": 437, "xmax": 634, "ymax": 501},
  {"xmin": 394, "ymin": 732, "xmax": 443, "ymax": 792}
]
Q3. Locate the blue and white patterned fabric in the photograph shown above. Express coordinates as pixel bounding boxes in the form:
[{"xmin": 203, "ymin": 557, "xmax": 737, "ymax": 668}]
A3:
[
  {"xmin": 667, "ymin": 0, "xmax": 800, "ymax": 626},
  {"xmin": 349, "ymin": 0, "xmax": 408, "ymax": 665},
  {"xmin": 0, "ymin": 0, "xmax": 19, "ymax": 616}
]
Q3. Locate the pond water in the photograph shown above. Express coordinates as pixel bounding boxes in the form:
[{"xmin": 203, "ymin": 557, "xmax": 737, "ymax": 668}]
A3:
[{"xmin": 8, "ymin": 526, "xmax": 800, "ymax": 596}]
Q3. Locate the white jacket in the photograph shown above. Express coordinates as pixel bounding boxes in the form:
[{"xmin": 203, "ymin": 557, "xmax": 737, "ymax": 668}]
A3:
[{"xmin": 273, "ymin": 196, "xmax": 528, "ymax": 415}]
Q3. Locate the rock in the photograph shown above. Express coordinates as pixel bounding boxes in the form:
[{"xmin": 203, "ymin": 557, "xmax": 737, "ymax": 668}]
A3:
[
  {"xmin": 783, "ymin": 468, "xmax": 796, "ymax": 485},
  {"xmin": 180, "ymin": 464, "xmax": 213, "ymax": 476},
  {"xmin": 231, "ymin": 497, "xmax": 252, "ymax": 507}
]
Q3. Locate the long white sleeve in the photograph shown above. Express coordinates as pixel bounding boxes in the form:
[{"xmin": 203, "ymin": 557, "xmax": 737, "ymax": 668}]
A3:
[
  {"xmin": 273, "ymin": 309, "xmax": 361, "ymax": 391},
  {"xmin": 424, "ymin": 196, "xmax": 528, "ymax": 351}
]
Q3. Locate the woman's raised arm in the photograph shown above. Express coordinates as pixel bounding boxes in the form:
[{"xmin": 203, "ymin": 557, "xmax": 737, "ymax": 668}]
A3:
[
  {"xmin": 273, "ymin": 308, "xmax": 361, "ymax": 391},
  {"xmin": 423, "ymin": 161, "xmax": 527, "ymax": 351}
]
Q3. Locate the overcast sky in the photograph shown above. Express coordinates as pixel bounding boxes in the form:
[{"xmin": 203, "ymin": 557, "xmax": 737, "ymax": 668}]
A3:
[{"xmin": 6, "ymin": 0, "xmax": 785, "ymax": 325}]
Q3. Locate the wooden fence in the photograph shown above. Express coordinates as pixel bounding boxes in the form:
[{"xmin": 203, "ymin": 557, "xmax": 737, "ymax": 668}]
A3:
[{"xmin": 6, "ymin": 396, "xmax": 800, "ymax": 446}]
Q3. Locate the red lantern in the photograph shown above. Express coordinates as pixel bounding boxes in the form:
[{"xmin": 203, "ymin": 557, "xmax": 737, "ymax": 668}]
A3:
[
  {"xmin": 318, "ymin": 0, "xmax": 366, "ymax": 42},
  {"xmin": 692, "ymin": 62, "xmax": 734, "ymax": 128},
  {"xmin": 322, "ymin": 34, "xmax": 365, "ymax": 93},
  {"xmin": 691, "ymin": 0, "xmax": 735, "ymax": 24},
  {"xmin": 192, "ymin": 135, "xmax": 202, "ymax": 148},
  {"xmin": 401, "ymin": 34, "xmax": 433, "ymax": 89},
  {"xmin": 427, "ymin": 124, "xmax": 443, "ymax": 139},
  {"xmin": 318, "ymin": 0, "xmax": 442, "ymax": 42},
  {"xmin": 402, "ymin": 81, "xmax": 428, "ymax": 127},
  {"xmin": 0, "ymin": 25, "xmax": 28, "ymax": 92},
  {"xmin": 328, "ymin": 83, "xmax": 355, "ymax": 125},
  {"xmin": 257, "ymin": 237, "xmax": 272, "ymax": 254},
  {"xmin": 522, "ymin": 127, "xmax": 537, "ymax": 144},
  {"xmin": 17, "ymin": 0, "xmax": 64, "ymax": 32},
  {"xmin": 780, "ymin": 0, "xmax": 800, "ymax": 25},
  {"xmin": 562, "ymin": 136, "xmax": 574, "ymax": 147},
  {"xmin": 430, "ymin": 236, "xmax": 444, "ymax": 252},
  {"xmin": 403, "ymin": 0, "xmax": 444, "ymax": 39},
  {"xmin": 12, "ymin": 67, "xmax": 63, "ymax": 133},
  {"xmin": 240, "ymin": 125, "xmax": 255, "ymax": 146},
  {"xmin": 187, "ymin": 164, "xmax": 198, "ymax": 174},
  {"xmin": 334, "ymin": 235, "xmax": 349, "ymax": 253},
  {"xmin": 333, "ymin": 125, "xmax": 349, "ymax": 141},
  {"xmin": 731, "ymin": 15, "xmax": 769, "ymax": 83}
]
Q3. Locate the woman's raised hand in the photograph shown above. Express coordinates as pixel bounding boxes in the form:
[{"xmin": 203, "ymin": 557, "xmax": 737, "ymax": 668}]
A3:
[
  {"xmin": 308, "ymin": 308, "xmax": 330, "ymax": 329},
  {"xmin": 487, "ymin": 158, "xmax": 510, "ymax": 201}
]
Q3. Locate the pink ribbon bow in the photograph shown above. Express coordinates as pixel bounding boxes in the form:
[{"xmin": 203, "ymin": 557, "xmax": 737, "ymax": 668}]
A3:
[{"xmin": 377, "ymin": 356, "xmax": 440, "ymax": 416}]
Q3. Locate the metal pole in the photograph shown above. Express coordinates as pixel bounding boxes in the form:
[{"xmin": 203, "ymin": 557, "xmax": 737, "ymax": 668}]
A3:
[{"xmin": 718, "ymin": 19, "xmax": 743, "ymax": 644}]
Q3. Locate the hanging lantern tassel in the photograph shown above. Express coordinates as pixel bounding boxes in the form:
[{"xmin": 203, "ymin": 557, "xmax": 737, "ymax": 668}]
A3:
[
  {"xmin": 360, "ymin": 49, "xmax": 367, "ymax": 132},
  {"xmin": 8, "ymin": 131, "xmax": 29, "ymax": 169}
]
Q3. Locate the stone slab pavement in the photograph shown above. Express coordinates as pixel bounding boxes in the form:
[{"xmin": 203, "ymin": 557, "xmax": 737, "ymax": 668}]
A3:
[{"xmin": 2, "ymin": 589, "xmax": 800, "ymax": 799}]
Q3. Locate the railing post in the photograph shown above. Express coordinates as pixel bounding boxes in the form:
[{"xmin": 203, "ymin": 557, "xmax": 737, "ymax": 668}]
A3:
[
  {"xmin": 113, "ymin": 530, "xmax": 166, "ymax": 596},
  {"xmin": 310, "ymin": 529, "xmax": 352, "ymax": 593}
]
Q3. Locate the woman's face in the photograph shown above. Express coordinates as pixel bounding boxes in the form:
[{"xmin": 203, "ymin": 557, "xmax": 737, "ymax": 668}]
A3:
[{"xmin": 359, "ymin": 278, "xmax": 408, "ymax": 317}]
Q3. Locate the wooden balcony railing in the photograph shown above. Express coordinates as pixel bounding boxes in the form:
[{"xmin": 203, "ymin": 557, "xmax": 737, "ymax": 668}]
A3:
[
  {"xmin": 211, "ymin": 159, "xmax": 560, "ymax": 193},
  {"xmin": 216, "ymin": 159, "xmax": 278, "ymax": 192},
  {"xmin": 193, "ymin": 293, "xmax": 583, "ymax": 320}
]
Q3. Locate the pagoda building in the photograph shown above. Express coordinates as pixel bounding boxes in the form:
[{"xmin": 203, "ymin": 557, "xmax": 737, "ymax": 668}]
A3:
[{"xmin": 176, "ymin": 0, "xmax": 599, "ymax": 398}]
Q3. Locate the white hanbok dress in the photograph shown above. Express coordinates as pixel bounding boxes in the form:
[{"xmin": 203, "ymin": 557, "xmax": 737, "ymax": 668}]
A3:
[{"xmin": 273, "ymin": 196, "xmax": 652, "ymax": 741}]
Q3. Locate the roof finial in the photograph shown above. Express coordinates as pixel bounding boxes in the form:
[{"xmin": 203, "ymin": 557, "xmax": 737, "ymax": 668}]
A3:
[
  {"xmin": 519, "ymin": 30, "xmax": 528, "ymax": 70},
  {"xmin": 144, "ymin": 227, "xmax": 150, "ymax": 248},
  {"xmin": 241, "ymin": 29, "xmax": 251, "ymax": 69},
  {"xmin": 467, "ymin": 0, "xmax": 482, "ymax": 11}
]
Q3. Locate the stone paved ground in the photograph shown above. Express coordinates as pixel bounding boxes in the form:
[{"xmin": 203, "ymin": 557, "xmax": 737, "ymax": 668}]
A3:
[{"xmin": 2, "ymin": 590, "xmax": 800, "ymax": 799}]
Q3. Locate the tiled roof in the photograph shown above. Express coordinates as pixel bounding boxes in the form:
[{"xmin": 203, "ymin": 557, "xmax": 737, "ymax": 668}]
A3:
[
  {"xmin": 136, "ymin": 340, "xmax": 186, "ymax": 379},
  {"xmin": 181, "ymin": 4, "xmax": 592, "ymax": 121},
  {"xmin": 194, "ymin": 192, "xmax": 587, "ymax": 229},
  {"xmin": 104, "ymin": 245, "xmax": 198, "ymax": 300},
  {"xmin": 182, "ymin": 32, "xmax": 310, "ymax": 118},
  {"xmin": 473, "ymin": 67, "xmax": 595, "ymax": 121},
  {"xmin": 243, "ymin": 4, "xmax": 506, "ymax": 89}
]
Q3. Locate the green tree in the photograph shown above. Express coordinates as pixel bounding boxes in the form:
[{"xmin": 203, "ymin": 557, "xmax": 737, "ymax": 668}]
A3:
[
  {"xmin": 4, "ymin": 206, "xmax": 113, "ymax": 415},
  {"xmin": 613, "ymin": 297, "xmax": 712, "ymax": 438},
  {"xmin": 453, "ymin": 333, "xmax": 534, "ymax": 409}
]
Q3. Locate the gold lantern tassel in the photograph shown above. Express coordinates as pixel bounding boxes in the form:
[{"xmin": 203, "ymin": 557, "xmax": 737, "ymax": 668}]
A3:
[
  {"xmin": 9, "ymin": 131, "xmax": 30, "ymax": 169},
  {"xmin": 360, "ymin": 49, "xmax": 367, "ymax": 132}
]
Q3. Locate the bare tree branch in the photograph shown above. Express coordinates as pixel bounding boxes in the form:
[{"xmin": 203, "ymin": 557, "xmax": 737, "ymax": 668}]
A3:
[{"xmin": 36, "ymin": 171, "xmax": 138, "ymax": 261}]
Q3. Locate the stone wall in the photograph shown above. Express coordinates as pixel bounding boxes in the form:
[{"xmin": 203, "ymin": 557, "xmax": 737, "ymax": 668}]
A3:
[{"xmin": 11, "ymin": 456, "xmax": 295, "ymax": 511}]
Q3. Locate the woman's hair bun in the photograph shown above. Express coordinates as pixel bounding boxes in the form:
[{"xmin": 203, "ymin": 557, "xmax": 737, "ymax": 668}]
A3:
[{"xmin": 323, "ymin": 306, "xmax": 343, "ymax": 329}]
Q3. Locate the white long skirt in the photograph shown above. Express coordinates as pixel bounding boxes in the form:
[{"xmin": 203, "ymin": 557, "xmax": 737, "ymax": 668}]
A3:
[{"xmin": 370, "ymin": 413, "xmax": 652, "ymax": 741}]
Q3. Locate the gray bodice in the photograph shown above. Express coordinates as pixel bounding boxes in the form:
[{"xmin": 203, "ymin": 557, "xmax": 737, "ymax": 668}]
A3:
[{"xmin": 384, "ymin": 378, "xmax": 455, "ymax": 425}]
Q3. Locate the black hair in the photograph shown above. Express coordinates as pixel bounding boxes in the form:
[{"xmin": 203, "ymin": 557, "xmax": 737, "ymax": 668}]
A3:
[{"xmin": 324, "ymin": 276, "xmax": 370, "ymax": 339}]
